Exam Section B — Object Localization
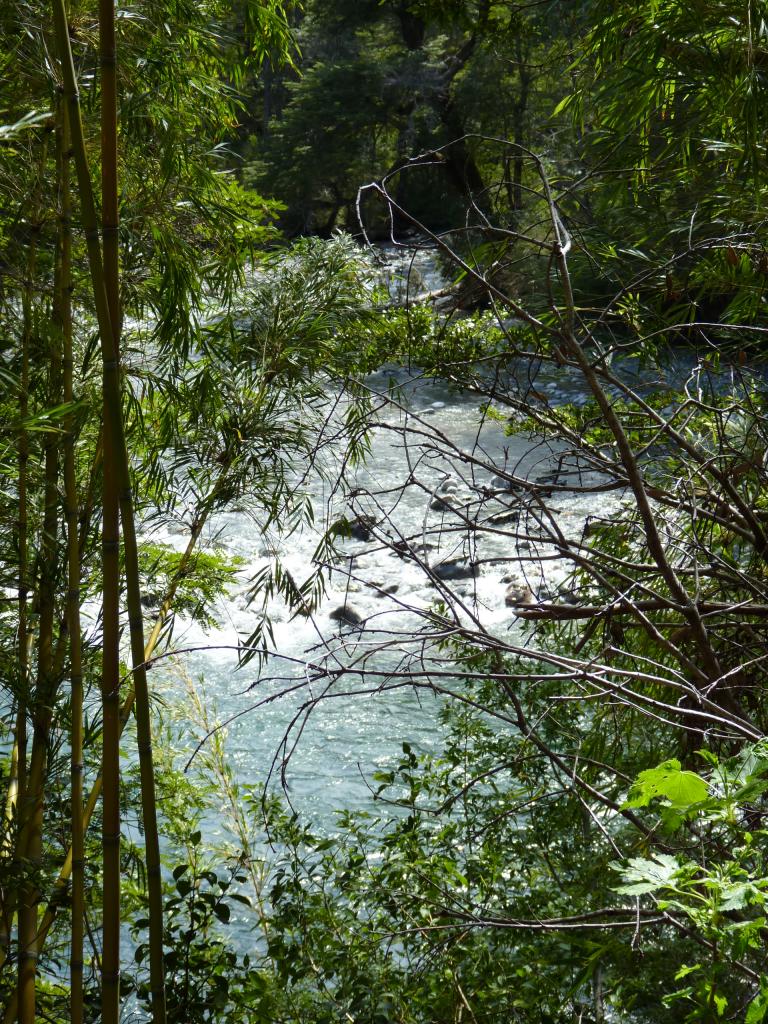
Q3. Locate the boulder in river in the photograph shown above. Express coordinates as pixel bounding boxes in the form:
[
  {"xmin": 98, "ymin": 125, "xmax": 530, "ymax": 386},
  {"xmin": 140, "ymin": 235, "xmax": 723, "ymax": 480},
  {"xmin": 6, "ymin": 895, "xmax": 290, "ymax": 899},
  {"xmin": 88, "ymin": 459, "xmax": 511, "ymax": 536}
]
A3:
[
  {"xmin": 490, "ymin": 474, "xmax": 522, "ymax": 493},
  {"xmin": 430, "ymin": 495, "xmax": 457, "ymax": 512},
  {"xmin": 329, "ymin": 605, "xmax": 364, "ymax": 627},
  {"xmin": 344, "ymin": 515, "xmax": 377, "ymax": 541},
  {"xmin": 489, "ymin": 508, "xmax": 519, "ymax": 525},
  {"xmin": 365, "ymin": 581, "xmax": 400, "ymax": 598},
  {"xmin": 433, "ymin": 559, "xmax": 480, "ymax": 581},
  {"xmin": 504, "ymin": 584, "xmax": 536, "ymax": 607}
]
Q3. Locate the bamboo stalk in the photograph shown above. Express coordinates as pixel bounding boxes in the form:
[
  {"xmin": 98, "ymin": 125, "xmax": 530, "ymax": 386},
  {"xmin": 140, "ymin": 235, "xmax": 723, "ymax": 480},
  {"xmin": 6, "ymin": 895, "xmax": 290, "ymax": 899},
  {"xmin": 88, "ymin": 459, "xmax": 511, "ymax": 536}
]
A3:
[
  {"xmin": 18, "ymin": 115, "xmax": 65, "ymax": 1022},
  {"xmin": 99, "ymin": 0, "xmax": 121, "ymax": 1016},
  {"xmin": 58, "ymin": 90, "xmax": 86, "ymax": 1024},
  {"xmin": 0, "ymin": 708, "xmax": 23, "ymax": 967},
  {"xmin": 4, "ymin": 6, "xmax": 194, "ymax": 1012},
  {"xmin": 4, "ymin": 79, "xmax": 235, "ymax": 1013},
  {"xmin": 50, "ymin": 14, "xmax": 172, "ymax": 1021},
  {"xmin": 119, "ymin": 516, "xmax": 167, "ymax": 1023},
  {"xmin": 97, "ymin": 1, "xmax": 168, "ymax": 1016},
  {"xmin": 48, "ymin": 3, "xmax": 130, "ymax": 1017},
  {"xmin": 2, "ymin": 486, "xmax": 221, "ymax": 1024},
  {"xmin": 16, "ymin": 130, "xmax": 49, "ymax": 1024}
]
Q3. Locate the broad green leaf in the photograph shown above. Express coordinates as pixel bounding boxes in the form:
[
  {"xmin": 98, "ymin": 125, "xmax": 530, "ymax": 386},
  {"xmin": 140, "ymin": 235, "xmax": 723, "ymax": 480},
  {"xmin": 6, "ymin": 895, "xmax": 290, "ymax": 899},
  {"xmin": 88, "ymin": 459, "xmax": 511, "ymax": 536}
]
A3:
[
  {"xmin": 613, "ymin": 853, "xmax": 682, "ymax": 895},
  {"xmin": 719, "ymin": 882, "xmax": 761, "ymax": 912},
  {"xmin": 746, "ymin": 984, "xmax": 768, "ymax": 1024},
  {"xmin": 624, "ymin": 759, "xmax": 709, "ymax": 809}
]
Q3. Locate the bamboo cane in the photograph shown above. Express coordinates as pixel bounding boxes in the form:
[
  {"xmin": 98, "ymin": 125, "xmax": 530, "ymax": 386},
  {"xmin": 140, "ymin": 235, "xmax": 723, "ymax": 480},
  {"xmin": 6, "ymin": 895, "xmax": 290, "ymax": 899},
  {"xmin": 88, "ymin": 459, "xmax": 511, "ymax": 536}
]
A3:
[
  {"xmin": 16, "ymin": 131, "xmax": 49, "ymax": 1024},
  {"xmin": 97, "ymin": 1, "xmax": 168, "ymax": 1016},
  {"xmin": 0, "ymin": 710, "xmax": 23, "ymax": 970},
  {"xmin": 18, "ymin": 115, "xmax": 65, "ymax": 1021},
  {"xmin": 119, "ymin": 512, "xmax": 168, "ymax": 1024},
  {"xmin": 17, "ymin": 338, "xmax": 61, "ymax": 1024},
  {"xmin": 0, "ymin": 210, "xmax": 32, "ymax": 965},
  {"xmin": 99, "ymin": 0, "xmax": 121, "ymax": 1018},
  {"xmin": 17, "ymin": 30, "xmax": 237, "ymax": 1024},
  {"xmin": 48, "ymin": 4, "xmax": 139, "ymax": 1019},
  {"xmin": 58, "ymin": 90, "xmax": 86, "ymax": 1024},
  {"xmin": 51, "ymin": 16, "xmax": 175, "ymax": 1022},
  {"xmin": 2, "ymin": 478, "xmax": 222, "ymax": 1024}
]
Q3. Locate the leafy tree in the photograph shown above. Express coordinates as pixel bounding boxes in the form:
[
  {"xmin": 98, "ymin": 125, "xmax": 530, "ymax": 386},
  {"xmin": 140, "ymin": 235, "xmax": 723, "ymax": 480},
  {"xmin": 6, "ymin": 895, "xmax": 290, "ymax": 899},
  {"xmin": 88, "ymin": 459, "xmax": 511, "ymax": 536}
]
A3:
[
  {"xmin": 0, "ymin": 5, "xmax": 380, "ymax": 1021},
  {"xmin": 242, "ymin": 0, "xmax": 573, "ymax": 234},
  {"xmin": 558, "ymin": 0, "xmax": 768, "ymax": 325}
]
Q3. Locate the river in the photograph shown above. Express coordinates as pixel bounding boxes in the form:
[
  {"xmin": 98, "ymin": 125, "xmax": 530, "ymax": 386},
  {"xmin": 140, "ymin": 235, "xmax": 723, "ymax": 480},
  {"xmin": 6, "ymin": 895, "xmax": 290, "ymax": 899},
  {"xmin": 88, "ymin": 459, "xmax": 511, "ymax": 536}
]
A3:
[{"xmin": 143, "ymin": 242, "xmax": 626, "ymax": 828}]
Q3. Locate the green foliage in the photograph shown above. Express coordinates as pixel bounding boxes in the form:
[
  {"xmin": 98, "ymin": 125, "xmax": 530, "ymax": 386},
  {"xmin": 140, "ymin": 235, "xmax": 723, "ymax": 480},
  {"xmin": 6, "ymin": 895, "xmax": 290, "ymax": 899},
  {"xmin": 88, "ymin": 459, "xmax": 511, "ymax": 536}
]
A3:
[
  {"xmin": 240, "ymin": 0, "xmax": 570, "ymax": 234},
  {"xmin": 128, "ymin": 854, "xmax": 262, "ymax": 1024},
  {"xmin": 612, "ymin": 745, "xmax": 768, "ymax": 1020},
  {"xmin": 137, "ymin": 543, "xmax": 243, "ymax": 632},
  {"xmin": 624, "ymin": 759, "xmax": 709, "ymax": 809},
  {"xmin": 7, "ymin": 2, "xmax": 768, "ymax": 1022}
]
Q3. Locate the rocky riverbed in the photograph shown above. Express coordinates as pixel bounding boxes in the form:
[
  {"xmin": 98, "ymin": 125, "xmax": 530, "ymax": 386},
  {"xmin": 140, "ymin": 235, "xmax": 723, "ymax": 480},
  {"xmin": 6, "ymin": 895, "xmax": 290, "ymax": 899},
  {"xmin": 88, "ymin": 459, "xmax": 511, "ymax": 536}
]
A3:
[{"xmin": 147, "ymin": 353, "xmax": 624, "ymax": 822}]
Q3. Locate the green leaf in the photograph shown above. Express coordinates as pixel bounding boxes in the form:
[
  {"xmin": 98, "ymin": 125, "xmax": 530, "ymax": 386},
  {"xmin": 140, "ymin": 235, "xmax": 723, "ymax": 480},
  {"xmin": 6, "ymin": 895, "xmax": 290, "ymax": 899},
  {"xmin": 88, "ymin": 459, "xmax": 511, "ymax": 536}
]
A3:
[
  {"xmin": 747, "ymin": 984, "xmax": 768, "ymax": 1024},
  {"xmin": 675, "ymin": 964, "xmax": 701, "ymax": 980},
  {"xmin": 613, "ymin": 853, "xmax": 682, "ymax": 895},
  {"xmin": 552, "ymin": 94, "xmax": 574, "ymax": 117},
  {"xmin": 624, "ymin": 759, "xmax": 709, "ymax": 809},
  {"xmin": 720, "ymin": 882, "xmax": 760, "ymax": 912}
]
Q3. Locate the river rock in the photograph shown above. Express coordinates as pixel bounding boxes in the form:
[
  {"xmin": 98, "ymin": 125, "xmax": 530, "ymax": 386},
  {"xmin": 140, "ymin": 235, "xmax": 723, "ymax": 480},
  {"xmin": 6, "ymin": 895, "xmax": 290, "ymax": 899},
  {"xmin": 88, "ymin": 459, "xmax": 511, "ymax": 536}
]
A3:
[
  {"xmin": 329, "ymin": 605, "xmax": 364, "ymax": 627},
  {"xmin": 364, "ymin": 580, "xmax": 399, "ymax": 597},
  {"xmin": 504, "ymin": 584, "xmax": 535, "ymax": 607},
  {"xmin": 346, "ymin": 515, "xmax": 377, "ymax": 541},
  {"xmin": 491, "ymin": 474, "xmax": 521, "ymax": 492},
  {"xmin": 489, "ymin": 508, "xmax": 519, "ymax": 525},
  {"xmin": 390, "ymin": 539, "xmax": 436, "ymax": 558},
  {"xmin": 430, "ymin": 495, "xmax": 457, "ymax": 512},
  {"xmin": 433, "ymin": 559, "xmax": 480, "ymax": 581}
]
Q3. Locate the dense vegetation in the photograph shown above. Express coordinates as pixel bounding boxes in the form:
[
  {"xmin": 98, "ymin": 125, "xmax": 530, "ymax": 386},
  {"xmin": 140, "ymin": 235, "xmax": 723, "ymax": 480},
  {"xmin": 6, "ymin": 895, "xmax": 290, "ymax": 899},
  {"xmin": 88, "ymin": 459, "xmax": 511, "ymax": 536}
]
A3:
[{"xmin": 3, "ymin": 1, "xmax": 768, "ymax": 1022}]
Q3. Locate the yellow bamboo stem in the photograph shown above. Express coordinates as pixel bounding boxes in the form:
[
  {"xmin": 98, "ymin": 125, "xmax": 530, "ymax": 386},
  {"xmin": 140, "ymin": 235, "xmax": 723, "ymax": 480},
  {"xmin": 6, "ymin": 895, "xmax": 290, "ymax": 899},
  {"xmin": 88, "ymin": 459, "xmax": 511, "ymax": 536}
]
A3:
[
  {"xmin": 99, "ymin": 0, "xmax": 121, "ymax": 1017},
  {"xmin": 0, "ymin": 713, "xmax": 22, "ymax": 964},
  {"xmin": 2, "ymin": 491, "xmax": 219, "ymax": 1024},
  {"xmin": 17, "ymin": 131, "xmax": 48, "ymax": 1024},
  {"xmin": 58, "ymin": 89, "xmax": 86, "ymax": 1024}
]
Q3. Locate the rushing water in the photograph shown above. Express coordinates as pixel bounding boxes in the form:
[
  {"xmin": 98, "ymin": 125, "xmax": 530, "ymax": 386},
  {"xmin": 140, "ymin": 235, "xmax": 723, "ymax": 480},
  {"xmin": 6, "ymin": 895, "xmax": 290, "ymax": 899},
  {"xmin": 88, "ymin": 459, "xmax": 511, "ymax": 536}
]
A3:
[{"xmin": 142, "ymin": 244, "xmax": 627, "ymax": 826}]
